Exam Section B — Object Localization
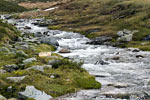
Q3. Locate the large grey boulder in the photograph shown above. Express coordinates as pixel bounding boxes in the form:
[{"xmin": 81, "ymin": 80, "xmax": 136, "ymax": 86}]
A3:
[
  {"xmin": 19, "ymin": 86, "xmax": 52, "ymax": 100},
  {"xmin": 41, "ymin": 36, "xmax": 59, "ymax": 46},
  {"xmin": 0, "ymin": 95, "xmax": 7, "ymax": 100}
]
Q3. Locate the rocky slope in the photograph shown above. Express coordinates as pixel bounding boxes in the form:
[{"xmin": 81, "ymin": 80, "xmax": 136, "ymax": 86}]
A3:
[{"xmin": 0, "ymin": 0, "xmax": 26, "ymax": 13}]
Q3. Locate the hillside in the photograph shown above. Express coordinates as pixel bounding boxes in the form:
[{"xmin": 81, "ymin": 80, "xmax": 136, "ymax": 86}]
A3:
[
  {"xmin": 0, "ymin": 0, "xmax": 27, "ymax": 12},
  {"xmin": 47, "ymin": 0, "xmax": 150, "ymax": 51}
]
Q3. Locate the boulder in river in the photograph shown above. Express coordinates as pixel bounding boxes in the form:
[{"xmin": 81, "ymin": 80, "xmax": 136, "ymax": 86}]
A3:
[
  {"xmin": 24, "ymin": 26, "xmax": 31, "ymax": 29},
  {"xmin": 59, "ymin": 48, "xmax": 71, "ymax": 53},
  {"xmin": 88, "ymin": 36, "xmax": 112, "ymax": 45},
  {"xmin": 41, "ymin": 36, "xmax": 59, "ymax": 46}
]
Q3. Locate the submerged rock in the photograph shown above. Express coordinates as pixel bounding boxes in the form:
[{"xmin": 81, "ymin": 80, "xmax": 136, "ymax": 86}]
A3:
[
  {"xmin": 59, "ymin": 48, "xmax": 71, "ymax": 53},
  {"xmin": 19, "ymin": 86, "xmax": 52, "ymax": 100},
  {"xmin": 41, "ymin": 36, "xmax": 59, "ymax": 46},
  {"xmin": 88, "ymin": 36, "xmax": 112, "ymax": 45}
]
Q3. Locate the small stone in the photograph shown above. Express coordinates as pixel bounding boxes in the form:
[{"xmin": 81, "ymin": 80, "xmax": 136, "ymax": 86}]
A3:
[
  {"xmin": 26, "ymin": 65, "xmax": 52, "ymax": 72},
  {"xmin": 39, "ymin": 52, "xmax": 51, "ymax": 57},
  {"xmin": 24, "ymin": 26, "xmax": 31, "ymax": 29},
  {"xmin": 117, "ymin": 31, "xmax": 124, "ymax": 37},
  {"xmin": 59, "ymin": 48, "xmax": 71, "ymax": 53},
  {"xmin": 112, "ymin": 56, "xmax": 120, "ymax": 60},
  {"xmin": 50, "ymin": 75, "xmax": 55, "ymax": 78},
  {"xmin": 108, "ymin": 83, "xmax": 129, "ymax": 88}
]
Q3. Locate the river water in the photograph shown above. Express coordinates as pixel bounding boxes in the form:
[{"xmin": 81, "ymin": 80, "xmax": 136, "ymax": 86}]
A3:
[{"xmin": 4, "ymin": 16, "xmax": 150, "ymax": 100}]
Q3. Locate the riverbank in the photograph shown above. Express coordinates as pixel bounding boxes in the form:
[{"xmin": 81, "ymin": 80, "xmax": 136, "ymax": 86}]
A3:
[{"xmin": 0, "ymin": 17, "xmax": 101, "ymax": 100}]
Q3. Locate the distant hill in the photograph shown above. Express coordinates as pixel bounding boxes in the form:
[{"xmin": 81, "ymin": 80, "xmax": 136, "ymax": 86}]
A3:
[{"xmin": 0, "ymin": 0, "xmax": 27, "ymax": 12}]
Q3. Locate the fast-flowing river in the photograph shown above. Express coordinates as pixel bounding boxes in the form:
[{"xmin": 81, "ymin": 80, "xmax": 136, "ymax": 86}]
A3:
[{"xmin": 3, "ymin": 16, "xmax": 150, "ymax": 100}]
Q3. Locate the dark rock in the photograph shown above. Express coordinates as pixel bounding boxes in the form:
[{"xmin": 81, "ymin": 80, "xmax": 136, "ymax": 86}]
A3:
[
  {"xmin": 88, "ymin": 36, "xmax": 112, "ymax": 45},
  {"xmin": 41, "ymin": 36, "xmax": 59, "ymax": 46},
  {"xmin": 143, "ymin": 35, "xmax": 150, "ymax": 41},
  {"xmin": 24, "ymin": 26, "xmax": 31, "ymax": 29},
  {"xmin": 3, "ymin": 64, "xmax": 19, "ymax": 72},
  {"xmin": 59, "ymin": 48, "xmax": 71, "ymax": 53},
  {"xmin": 34, "ymin": 32, "xmax": 43, "ymax": 37},
  {"xmin": 136, "ymin": 55, "xmax": 144, "ymax": 58},
  {"xmin": 95, "ymin": 60, "xmax": 109, "ymax": 65}
]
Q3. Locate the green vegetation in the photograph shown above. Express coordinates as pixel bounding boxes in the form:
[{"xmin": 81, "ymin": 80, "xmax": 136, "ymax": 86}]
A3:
[
  {"xmin": 0, "ymin": 20, "xmax": 20, "ymax": 42},
  {"xmin": 0, "ymin": 21, "xmax": 101, "ymax": 99},
  {"xmin": 0, "ymin": 0, "xmax": 27, "ymax": 13}
]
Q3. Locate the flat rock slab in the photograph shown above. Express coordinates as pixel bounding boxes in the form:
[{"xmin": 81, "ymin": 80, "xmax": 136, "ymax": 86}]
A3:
[
  {"xmin": 7, "ymin": 76, "xmax": 26, "ymax": 83},
  {"xmin": 19, "ymin": 86, "xmax": 52, "ymax": 100}
]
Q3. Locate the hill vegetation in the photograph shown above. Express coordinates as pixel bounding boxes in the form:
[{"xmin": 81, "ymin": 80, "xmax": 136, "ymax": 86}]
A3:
[{"xmin": 0, "ymin": 0, "xmax": 27, "ymax": 12}]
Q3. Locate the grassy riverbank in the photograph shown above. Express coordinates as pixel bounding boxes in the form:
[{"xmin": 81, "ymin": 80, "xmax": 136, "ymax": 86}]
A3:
[{"xmin": 0, "ymin": 20, "xmax": 101, "ymax": 99}]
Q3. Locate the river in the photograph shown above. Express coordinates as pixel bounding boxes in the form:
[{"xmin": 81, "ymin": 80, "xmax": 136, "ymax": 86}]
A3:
[{"xmin": 3, "ymin": 16, "xmax": 150, "ymax": 100}]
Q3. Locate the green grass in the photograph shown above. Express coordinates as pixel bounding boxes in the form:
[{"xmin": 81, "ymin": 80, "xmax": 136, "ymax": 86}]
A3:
[{"xmin": 46, "ymin": 0, "xmax": 150, "ymax": 50}]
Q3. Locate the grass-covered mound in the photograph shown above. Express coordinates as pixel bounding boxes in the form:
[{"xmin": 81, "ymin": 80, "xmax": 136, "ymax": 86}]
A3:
[
  {"xmin": 47, "ymin": 0, "xmax": 150, "ymax": 50},
  {"xmin": 0, "ymin": 20, "xmax": 20, "ymax": 42},
  {"xmin": 0, "ymin": 0, "xmax": 27, "ymax": 12}
]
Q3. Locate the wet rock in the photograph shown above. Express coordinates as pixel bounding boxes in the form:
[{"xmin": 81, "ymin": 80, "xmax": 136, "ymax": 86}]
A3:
[
  {"xmin": 24, "ymin": 26, "xmax": 31, "ymax": 29},
  {"xmin": 3, "ymin": 64, "xmax": 19, "ymax": 72},
  {"xmin": 34, "ymin": 32, "xmax": 43, "ymax": 37},
  {"xmin": 7, "ymin": 76, "xmax": 26, "ymax": 83},
  {"xmin": 19, "ymin": 86, "xmax": 52, "ymax": 100},
  {"xmin": 136, "ymin": 55, "xmax": 144, "ymax": 58},
  {"xmin": 108, "ymin": 83, "xmax": 129, "ymax": 88},
  {"xmin": 112, "ymin": 56, "xmax": 120, "ymax": 60},
  {"xmin": 26, "ymin": 65, "xmax": 52, "ymax": 72},
  {"xmin": 102, "ymin": 91, "xmax": 130, "ymax": 99},
  {"xmin": 0, "ymin": 95, "xmax": 7, "ymax": 100},
  {"xmin": 39, "ymin": 52, "xmax": 51, "ymax": 57},
  {"xmin": 59, "ymin": 48, "xmax": 71, "ymax": 53},
  {"xmin": 41, "ymin": 36, "xmax": 59, "ymax": 46},
  {"xmin": 93, "ymin": 72, "xmax": 111, "ymax": 77},
  {"xmin": 88, "ymin": 36, "xmax": 112, "ymax": 45},
  {"xmin": 95, "ymin": 60, "xmax": 109, "ymax": 65},
  {"xmin": 23, "ymin": 57, "xmax": 37, "ymax": 64},
  {"xmin": 128, "ymin": 48, "xmax": 140, "ymax": 52}
]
